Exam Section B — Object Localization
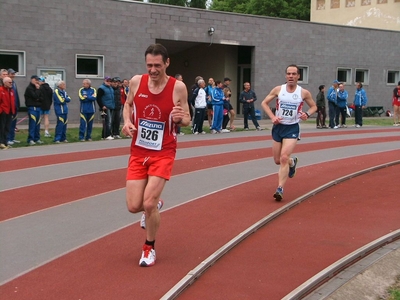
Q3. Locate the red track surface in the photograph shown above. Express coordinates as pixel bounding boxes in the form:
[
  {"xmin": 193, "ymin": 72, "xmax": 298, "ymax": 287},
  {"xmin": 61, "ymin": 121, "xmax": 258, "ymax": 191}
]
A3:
[
  {"xmin": 1, "ymin": 134, "xmax": 397, "ymax": 221},
  {"xmin": 0, "ymin": 130, "xmax": 399, "ymax": 300}
]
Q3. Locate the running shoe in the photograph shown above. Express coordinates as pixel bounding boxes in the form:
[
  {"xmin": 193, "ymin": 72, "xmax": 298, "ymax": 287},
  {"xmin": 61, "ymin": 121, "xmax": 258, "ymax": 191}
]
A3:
[
  {"xmin": 139, "ymin": 244, "xmax": 156, "ymax": 267},
  {"xmin": 140, "ymin": 199, "xmax": 164, "ymax": 229},
  {"xmin": 274, "ymin": 186, "xmax": 283, "ymax": 201},
  {"xmin": 288, "ymin": 157, "xmax": 298, "ymax": 178}
]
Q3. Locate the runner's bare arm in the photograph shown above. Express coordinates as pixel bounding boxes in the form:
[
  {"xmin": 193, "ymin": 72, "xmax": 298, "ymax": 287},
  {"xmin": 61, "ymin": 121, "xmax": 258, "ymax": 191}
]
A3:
[
  {"xmin": 171, "ymin": 80, "xmax": 190, "ymax": 127},
  {"xmin": 122, "ymin": 75, "xmax": 141, "ymax": 137},
  {"xmin": 300, "ymin": 89, "xmax": 318, "ymax": 120},
  {"xmin": 261, "ymin": 86, "xmax": 281, "ymax": 124}
]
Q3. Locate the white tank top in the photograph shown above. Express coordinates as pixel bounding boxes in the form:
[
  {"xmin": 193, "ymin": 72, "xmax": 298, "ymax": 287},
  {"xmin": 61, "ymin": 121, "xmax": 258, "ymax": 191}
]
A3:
[{"xmin": 275, "ymin": 84, "xmax": 304, "ymax": 125}]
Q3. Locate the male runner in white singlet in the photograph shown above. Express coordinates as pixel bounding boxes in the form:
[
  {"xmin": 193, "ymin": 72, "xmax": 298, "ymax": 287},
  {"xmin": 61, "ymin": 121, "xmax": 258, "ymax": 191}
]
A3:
[{"xmin": 261, "ymin": 65, "xmax": 317, "ymax": 201}]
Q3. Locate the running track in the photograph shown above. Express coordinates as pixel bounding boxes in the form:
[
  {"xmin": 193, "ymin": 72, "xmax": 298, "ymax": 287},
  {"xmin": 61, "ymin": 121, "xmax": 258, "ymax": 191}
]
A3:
[{"xmin": 0, "ymin": 126, "xmax": 399, "ymax": 299}]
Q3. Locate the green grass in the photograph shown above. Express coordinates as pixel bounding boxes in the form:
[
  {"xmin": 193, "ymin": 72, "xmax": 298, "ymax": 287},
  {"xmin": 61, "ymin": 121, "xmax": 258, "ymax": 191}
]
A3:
[
  {"xmin": 386, "ymin": 275, "xmax": 400, "ymax": 300},
  {"xmin": 304, "ymin": 117, "xmax": 395, "ymax": 127},
  {"xmin": 7, "ymin": 117, "xmax": 395, "ymax": 148},
  {"xmin": 10, "ymin": 127, "xmax": 106, "ymax": 148}
]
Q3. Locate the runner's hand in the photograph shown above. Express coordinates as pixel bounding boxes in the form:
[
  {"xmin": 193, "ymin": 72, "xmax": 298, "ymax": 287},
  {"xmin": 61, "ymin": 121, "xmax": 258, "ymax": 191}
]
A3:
[{"xmin": 122, "ymin": 122, "xmax": 136, "ymax": 137}]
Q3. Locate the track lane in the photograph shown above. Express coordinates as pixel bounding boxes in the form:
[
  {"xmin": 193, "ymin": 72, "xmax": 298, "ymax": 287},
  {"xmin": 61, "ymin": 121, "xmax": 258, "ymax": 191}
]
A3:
[
  {"xmin": 0, "ymin": 150, "xmax": 398, "ymax": 299},
  {"xmin": 0, "ymin": 128, "xmax": 397, "ymax": 172},
  {"xmin": 177, "ymin": 163, "xmax": 400, "ymax": 299},
  {"xmin": 1, "ymin": 135, "xmax": 398, "ymax": 221}
]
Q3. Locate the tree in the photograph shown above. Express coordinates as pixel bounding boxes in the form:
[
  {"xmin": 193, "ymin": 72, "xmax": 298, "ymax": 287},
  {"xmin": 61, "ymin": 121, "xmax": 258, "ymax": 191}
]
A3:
[
  {"xmin": 147, "ymin": 0, "xmax": 207, "ymax": 8},
  {"xmin": 210, "ymin": 0, "xmax": 310, "ymax": 21}
]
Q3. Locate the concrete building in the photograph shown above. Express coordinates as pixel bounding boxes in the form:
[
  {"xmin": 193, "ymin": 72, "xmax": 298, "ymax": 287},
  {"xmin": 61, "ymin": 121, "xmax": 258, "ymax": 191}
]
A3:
[
  {"xmin": 311, "ymin": 0, "xmax": 400, "ymax": 31},
  {"xmin": 0, "ymin": 0, "xmax": 399, "ymax": 123}
]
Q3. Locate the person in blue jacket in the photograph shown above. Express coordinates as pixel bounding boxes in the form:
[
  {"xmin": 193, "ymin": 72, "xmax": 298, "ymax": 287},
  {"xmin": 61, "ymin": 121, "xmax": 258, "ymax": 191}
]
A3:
[
  {"xmin": 326, "ymin": 80, "xmax": 339, "ymax": 128},
  {"xmin": 78, "ymin": 79, "xmax": 97, "ymax": 141},
  {"xmin": 353, "ymin": 82, "xmax": 368, "ymax": 127},
  {"xmin": 96, "ymin": 77, "xmax": 115, "ymax": 140},
  {"xmin": 210, "ymin": 80, "xmax": 224, "ymax": 133},
  {"xmin": 335, "ymin": 83, "xmax": 349, "ymax": 128},
  {"xmin": 53, "ymin": 80, "xmax": 71, "ymax": 143}
]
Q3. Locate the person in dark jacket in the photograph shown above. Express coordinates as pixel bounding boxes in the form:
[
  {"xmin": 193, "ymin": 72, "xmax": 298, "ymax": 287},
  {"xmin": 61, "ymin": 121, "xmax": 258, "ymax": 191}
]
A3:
[
  {"xmin": 239, "ymin": 82, "xmax": 262, "ymax": 131},
  {"xmin": 24, "ymin": 75, "xmax": 42, "ymax": 145},
  {"xmin": 78, "ymin": 79, "xmax": 97, "ymax": 141},
  {"xmin": 316, "ymin": 85, "xmax": 327, "ymax": 129},
  {"xmin": 111, "ymin": 77, "xmax": 122, "ymax": 138},
  {"xmin": 39, "ymin": 76, "xmax": 53, "ymax": 137},
  {"xmin": 96, "ymin": 77, "xmax": 115, "ymax": 140}
]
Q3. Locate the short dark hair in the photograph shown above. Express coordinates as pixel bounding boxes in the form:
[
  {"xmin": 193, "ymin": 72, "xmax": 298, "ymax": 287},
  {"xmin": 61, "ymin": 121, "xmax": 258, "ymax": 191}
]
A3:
[
  {"xmin": 356, "ymin": 81, "xmax": 363, "ymax": 88},
  {"xmin": 215, "ymin": 80, "xmax": 221, "ymax": 85},
  {"xmin": 318, "ymin": 85, "xmax": 325, "ymax": 91},
  {"xmin": 286, "ymin": 64, "xmax": 300, "ymax": 74},
  {"xmin": 145, "ymin": 43, "xmax": 169, "ymax": 63}
]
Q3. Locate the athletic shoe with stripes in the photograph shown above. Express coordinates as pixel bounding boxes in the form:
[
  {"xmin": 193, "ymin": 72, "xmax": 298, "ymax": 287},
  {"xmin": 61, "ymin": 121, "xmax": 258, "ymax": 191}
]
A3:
[
  {"xmin": 139, "ymin": 244, "xmax": 156, "ymax": 267},
  {"xmin": 274, "ymin": 186, "xmax": 284, "ymax": 201},
  {"xmin": 140, "ymin": 199, "xmax": 164, "ymax": 229},
  {"xmin": 288, "ymin": 157, "xmax": 298, "ymax": 178}
]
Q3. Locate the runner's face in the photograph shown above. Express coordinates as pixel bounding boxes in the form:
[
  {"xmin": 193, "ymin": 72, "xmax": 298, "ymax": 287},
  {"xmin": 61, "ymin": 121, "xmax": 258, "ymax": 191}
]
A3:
[
  {"xmin": 146, "ymin": 54, "xmax": 169, "ymax": 81},
  {"xmin": 285, "ymin": 67, "xmax": 299, "ymax": 86}
]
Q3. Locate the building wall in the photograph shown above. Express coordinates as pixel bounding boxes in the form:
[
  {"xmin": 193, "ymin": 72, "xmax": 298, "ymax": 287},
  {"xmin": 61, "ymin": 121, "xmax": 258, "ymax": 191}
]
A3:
[
  {"xmin": 311, "ymin": 0, "xmax": 400, "ymax": 31},
  {"xmin": 0, "ymin": 0, "xmax": 399, "ymax": 123}
]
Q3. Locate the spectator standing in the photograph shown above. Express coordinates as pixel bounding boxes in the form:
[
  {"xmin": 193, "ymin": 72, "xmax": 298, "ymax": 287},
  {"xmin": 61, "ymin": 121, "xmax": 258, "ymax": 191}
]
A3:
[
  {"xmin": 39, "ymin": 76, "xmax": 53, "ymax": 137},
  {"xmin": 53, "ymin": 81, "xmax": 70, "ymax": 143},
  {"xmin": 223, "ymin": 77, "xmax": 236, "ymax": 130},
  {"xmin": 121, "ymin": 43, "xmax": 190, "ymax": 267},
  {"xmin": 78, "ymin": 79, "xmax": 97, "ymax": 141},
  {"xmin": 120, "ymin": 79, "xmax": 129, "ymax": 122},
  {"xmin": 0, "ymin": 77, "xmax": 16, "ymax": 149},
  {"xmin": 239, "ymin": 82, "xmax": 262, "ymax": 131},
  {"xmin": 392, "ymin": 81, "xmax": 400, "ymax": 126},
  {"xmin": 121, "ymin": 78, "xmax": 129, "ymax": 107},
  {"xmin": 261, "ymin": 64, "xmax": 317, "ymax": 201},
  {"xmin": 96, "ymin": 77, "xmax": 115, "ymax": 140},
  {"xmin": 188, "ymin": 76, "xmax": 203, "ymax": 121},
  {"xmin": 0, "ymin": 69, "xmax": 8, "ymax": 86},
  {"xmin": 221, "ymin": 87, "xmax": 231, "ymax": 132},
  {"xmin": 7, "ymin": 68, "xmax": 21, "ymax": 145},
  {"xmin": 316, "ymin": 85, "xmax": 327, "ymax": 129},
  {"xmin": 204, "ymin": 77, "xmax": 215, "ymax": 127},
  {"xmin": 111, "ymin": 77, "xmax": 122, "ymax": 139},
  {"xmin": 336, "ymin": 83, "xmax": 349, "ymax": 128},
  {"xmin": 353, "ymin": 82, "xmax": 368, "ymax": 128},
  {"xmin": 327, "ymin": 80, "xmax": 339, "ymax": 129},
  {"xmin": 192, "ymin": 79, "xmax": 207, "ymax": 134},
  {"xmin": 210, "ymin": 80, "xmax": 224, "ymax": 134},
  {"xmin": 24, "ymin": 75, "xmax": 43, "ymax": 145}
]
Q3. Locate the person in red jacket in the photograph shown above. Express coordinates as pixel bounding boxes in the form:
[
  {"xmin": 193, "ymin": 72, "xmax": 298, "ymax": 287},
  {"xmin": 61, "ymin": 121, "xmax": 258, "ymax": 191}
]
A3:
[
  {"xmin": 392, "ymin": 81, "xmax": 400, "ymax": 126},
  {"xmin": 0, "ymin": 77, "xmax": 16, "ymax": 149}
]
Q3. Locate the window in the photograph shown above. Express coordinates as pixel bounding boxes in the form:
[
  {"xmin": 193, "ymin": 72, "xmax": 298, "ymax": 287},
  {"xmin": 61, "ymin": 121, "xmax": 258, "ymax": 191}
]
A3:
[
  {"xmin": 76, "ymin": 54, "xmax": 104, "ymax": 78},
  {"xmin": 387, "ymin": 70, "xmax": 399, "ymax": 85},
  {"xmin": 377, "ymin": 0, "xmax": 387, "ymax": 4},
  {"xmin": 346, "ymin": 0, "xmax": 355, "ymax": 7},
  {"xmin": 361, "ymin": 0, "xmax": 371, "ymax": 6},
  {"xmin": 317, "ymin": 0, "xmax": 325, "ymax": 10},
  {"xmin": 298, "ymin": 66, "xmax": 309, "ymax": 84},
  {"xmin": 355, "ymin": 69, "xmax": 369, "ymax": 85},
  {"xmin": 331, "ymin": 0, "xmax": 340, "ymax": 8},
  {"xmin": 337, "ymin": 68, "xmax": 352, "ymax": 84},
  {"xmin": 0, "ymin": 50, "xmax": 25, "ymax": 76}
]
